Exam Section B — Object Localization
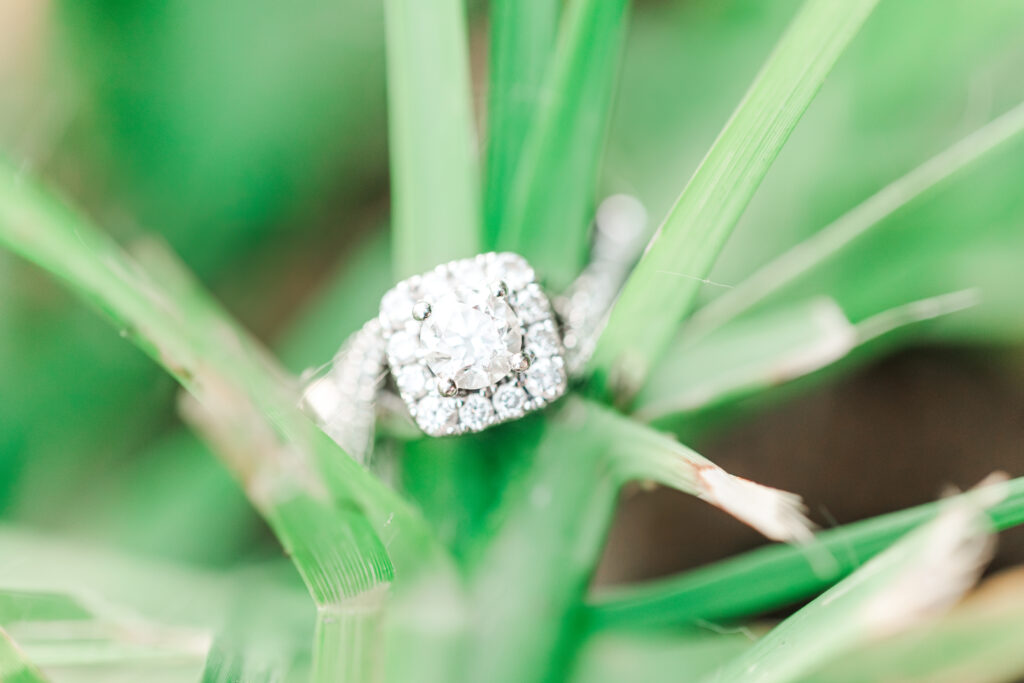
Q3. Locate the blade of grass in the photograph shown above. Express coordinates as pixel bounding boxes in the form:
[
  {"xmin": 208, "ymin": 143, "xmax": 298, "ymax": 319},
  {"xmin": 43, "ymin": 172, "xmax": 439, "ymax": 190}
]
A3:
[
  {"xmin": 587, "ymin": 0, "xmax": 879, "ymax": 403},
  {"xmin": 0, "ymin": 528, "xmax": 315, "ymax": 682},
  {"xmin": 587, "ymin": 476, "xmax": 1024, "ymax": 630},
  {"xmin": 802, "ymin": 569, "xmax": 1024, "ymax": 683},
  {"xmin": 595, "ymin": 401, "xmax": 814, "ymax": 543},
  {"xmin": 706, "ymin": 491, "xmax": 997, "ymax": 683},
  {"xmin": 685, "ymin": 99, "xmax": 1024, "ymax": 344},
  {"xmin": 0, "ymin": 628, "xmax": 49, "ymax": 683},
  {"xmin": 464, "ymin": 397, "xmax": 807, "ymax": 683},
  {"xmin": 483, "ymin": 0, "xmax": 559, "ymax": 248},
  {"xmin": 571, "ymin": 629, "xmax": 755, "ymax": 683},
  {"xmin": 385, "ymin": 0, "xmax": 481, "ymax": 278},
  {"xmin": 496, "ymin": 0, "xmax": 630, "ymax": 289},
  {"xmin": 0, "ymin": 162, "xmax": 453, "ymax": 678},
  {"xmin": 575, "ymin": 571, "xmax": 1024, "ymax": 683},
  {"xmin": 635, "ymin": 291, "xmax": 978, "ymax": 423},
  {"xmin": 464, "ymin": 399, "xmax": 621, "ymax": 683}
]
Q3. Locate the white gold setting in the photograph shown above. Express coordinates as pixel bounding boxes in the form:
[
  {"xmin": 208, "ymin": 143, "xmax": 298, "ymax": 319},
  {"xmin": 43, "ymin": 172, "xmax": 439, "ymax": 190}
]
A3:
[{"xmin": 379, "ymin": 252, "xmax": 567, "ymax": 436}]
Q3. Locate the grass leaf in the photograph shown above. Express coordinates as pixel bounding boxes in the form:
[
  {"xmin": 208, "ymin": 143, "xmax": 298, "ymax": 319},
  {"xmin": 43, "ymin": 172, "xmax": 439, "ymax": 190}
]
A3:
[
  {"xmin": 636, "ymin": 291, "xmax": 977, "ymax": 423},
  {"xmin": 495, "ymin": 0, "xmax": 630, "ymax": 289},
  {"xmin": 595, "ymin": 401, "xmax": 814, "ymax": 543},
  {"xmin": 0, "ymin": 628, "xmax": 49, "ymax": 683},
  {"xmin": 707, "ymin": 491, "xmax": 996, "ymax": 683},
  {"xmin": 803, "ymin": 569, "xmax": 1024, "ymax": 683},
  {"xmin": 587, "ymin": 0, "xmax": 879, "ymax": 402},
  {"xmin": 483, "ymin": 0, "xmax": 559, "ymax": 247},
  {"xmin": 464, "ymin": 399, "xmax": 620, "ymax": 683},
  {"xmin": 385, "ymin": 0, "xmax": 481, "ymax": 278},
  {"xmin": 587, "ymin": 476, "xmax": 1024, "ymax": 630},
  {"xmin": 686, "ymin": 99, "xmax": 1024, "ymax": 343},
  {"xmin": 0, "ymin": 162, "xmax": 454, "ymax": 676}
]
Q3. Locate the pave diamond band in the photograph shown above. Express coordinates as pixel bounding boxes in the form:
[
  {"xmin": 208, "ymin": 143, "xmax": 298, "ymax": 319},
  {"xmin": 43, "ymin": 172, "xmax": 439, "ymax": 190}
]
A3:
[{"xmin": 302, "ymin": 195, "xmax": 649, "ymax": 462}]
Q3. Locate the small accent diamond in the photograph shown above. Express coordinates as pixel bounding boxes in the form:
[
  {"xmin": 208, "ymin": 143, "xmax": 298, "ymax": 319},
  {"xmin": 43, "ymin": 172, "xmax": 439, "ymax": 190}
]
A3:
[
  {"xmin": 525, "ymin": 321, "xmax": 561, "ymax": 358},
  {"xmin": 380, "ymin": 288, "xmax": 415, "ymax": 330},
  {"xmin": 513, "ymin": 284, "xmax": 551, "ymax": 324},
  {"xmin": 487, "ymin": 253, "xmax": 533, "ymax": 289},
  {"xmin": 459, "ymin": 394, "xmax": 495, "ymax": 430},
  {"xmin": 396, "ymin": 364, "xmax": 431, "ymax": 398},
  {"xmin": 386, "ymin": 329, "xmax": 419, "ymax": 364},
  {"xmin": 492, "ymin": 383, "xmax": 528, "ymax": 419},
  {"xmin": 416, "ymin": 395, "xmax": 458, "ymax": 435},
  {"xmin": 524, "ymin": 357, "xmax": 565, "ymax": 400}
]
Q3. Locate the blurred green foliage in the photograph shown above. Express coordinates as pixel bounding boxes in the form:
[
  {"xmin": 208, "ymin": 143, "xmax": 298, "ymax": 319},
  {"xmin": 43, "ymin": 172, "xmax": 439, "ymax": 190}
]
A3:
[{"xmin": 2, "ymin": 0, "xmax": 1024, "ymax": 680}]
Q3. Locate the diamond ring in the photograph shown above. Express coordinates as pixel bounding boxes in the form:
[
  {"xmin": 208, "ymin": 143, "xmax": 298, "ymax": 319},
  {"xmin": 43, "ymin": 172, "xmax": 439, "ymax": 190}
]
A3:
[{"xmin": 302, "ymin": 195, "xmax": 649, "ymax": 461}]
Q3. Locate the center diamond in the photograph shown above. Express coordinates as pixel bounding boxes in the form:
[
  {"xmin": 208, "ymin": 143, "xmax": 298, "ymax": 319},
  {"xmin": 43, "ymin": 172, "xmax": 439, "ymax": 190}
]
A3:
[{"xmin": 420, "ymin": 287, "xmax": 523, "ymax": 390}]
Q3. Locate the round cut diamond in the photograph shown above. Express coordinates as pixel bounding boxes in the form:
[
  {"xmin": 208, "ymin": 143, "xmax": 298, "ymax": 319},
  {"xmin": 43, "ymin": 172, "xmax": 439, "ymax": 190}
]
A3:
[
  {"xmin": 380, "ymin": 287, "xmax": 416, "ymax": 330},
  {"xmin": 524, "ymin": 357, "xmax": 565, "ymax": 399},
  {"xmin": 396, "ymin": 364, "xmax": 431, "ymax": 398},
  {"xmin": 459, "ymin": 394, "xmax": 495, "ymax": 430},
  {"xmin": 525, "ymin": 321, "xmax": 561, "ymax": 358},
  {"xmin": 492, "ymin": 383, "xmax": 528, "ymax": 419},
  {"xmin": 513, "ymin": 284, "xmax": 551, "ymax": 324},
  {"xmin": 387, "ymin": 329, "xmax": 419, "ymax": 364},
  {"xmin": 416, "ymin": 395, "xmax": 458, "ymax": 435},
  {"xmin": 419, "ymin": 287, "xmax": 524, "ymax": 390}
]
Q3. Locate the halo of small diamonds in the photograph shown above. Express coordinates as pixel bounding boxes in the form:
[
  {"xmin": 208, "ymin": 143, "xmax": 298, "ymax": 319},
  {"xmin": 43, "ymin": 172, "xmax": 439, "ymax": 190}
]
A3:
[{"xmin": 380, "ymin": 252, "xmax": 568, "ymax": 436}]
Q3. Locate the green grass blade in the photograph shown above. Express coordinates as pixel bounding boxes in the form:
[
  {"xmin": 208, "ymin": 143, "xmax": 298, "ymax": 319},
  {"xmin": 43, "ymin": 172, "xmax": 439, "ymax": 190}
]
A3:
[
  {"xmin": 465, "ymin": 399, "xmax": 620, "ymax": 683},
  {"xmin": 572, "ymin": 630, "xmax": 755, "ymax": 683},
  {"xmin": 385, "ymin": 0, "xmax": 481, "ymax": 278},
  {"xmin": 707, "ymin": 492, "xmax": 996, "ymax": 683},
  {"xmin": 636, "ymin": 291, "xmax": 977, "ymax": 423},
  {"xmin": 496, "ymin": 0, "xmax": 630, "ymax": 289},
  {"xmin": 587, "ymin": 477, "xmax": 1024, "ymax": 630},
  {"xmin": 0, "ymin": 161, "xmax": 449, "ymax": 592},
  {"xmin": 596, "ymin": 401, "xmax": 813, "ymax": 543},
  {"xmin": 483, "ymin": 0, "xmax": 559, "ymax": 248},
  {"xmin": 0, "ymin": 629, "xmax": 49, "ymax": 683},
  {"xmin": 587, "ymin": 0, "xmax": 879, "ymax": 402},
  {"xmin": 802, "ymin": 575, "xmax": 1024, "ymax": 683},
  {"xmin": 686, "ymin": 99, "xmax": 1024, "ymax": 343}
]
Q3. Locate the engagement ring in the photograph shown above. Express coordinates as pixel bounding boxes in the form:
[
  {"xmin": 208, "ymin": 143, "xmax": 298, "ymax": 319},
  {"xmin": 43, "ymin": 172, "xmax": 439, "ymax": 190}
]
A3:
[{"xmin": 303, "ymin": 195, "xmax": 648, "ymax": 461}]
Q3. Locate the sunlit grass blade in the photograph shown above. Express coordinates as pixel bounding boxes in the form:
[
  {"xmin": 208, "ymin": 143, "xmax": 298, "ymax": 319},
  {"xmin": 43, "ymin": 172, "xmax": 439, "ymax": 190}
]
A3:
[
  {"xmin": 0, "ymin": 529, "xmax": 317, "ymax": 682},
  {"xmin": 0, "ymin": 160, "xmax": 445, "ymax": 573},
  {"xmin": 385, "ymin": 0, "xmax": 480, "ymax": 277},
  {"xmin": 636, "ymin": 291, "xmax": 978, "ymax": 423},
  {"xmin": 496, "ymin": 0, "xmax": 630, "ymax": 289},
  {"xmin": 0, "ymin": 628, "xmax": 48, "ymax": 683},
  {"xmin": 594, "ymin": 401, "xmax": 814, "ymax": 543},
  {"xmin": 803, "ymin": 569, "xmax": 1024, "ymax": 683},
  {"xmin": 0, "ymin": 162, "xmax": 454, "ymax": 676},
  {"xmin": 483, "ymin": 0, "xmax": 558, "ymax": 247},
  {"xmin": 464, "ymin": 399, "xmax": 620, "ymax": 683},
  {"xmin": 685, "ymin": 99, "xmax": 1024, "ymax": 343},
  {"xmin": 576, "ymin": 571, "xmax": 1024, "ymax": 683},
  {"xmin": 464, "ymin": 397, "xmax": 807, "ymax": 683},
  {"xmin": 587, "ymin": 0, "xmax": 879, "ymax": 403},
  {"xmin": 587, "ymin": 476, "xmax": 1024, "ymax": 630},
  {"xmin": 571, "ymin": 629, "xmax": 755, "ymax": 683},
  {"xmin": 707, "ymin": 490, "xmax": 998, "ymax": 683}
]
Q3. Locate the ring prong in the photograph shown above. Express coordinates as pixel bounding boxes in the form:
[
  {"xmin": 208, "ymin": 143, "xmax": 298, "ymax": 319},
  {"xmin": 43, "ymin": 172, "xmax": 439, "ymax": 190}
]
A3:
[
  {"xmin": 412, "ymin": 300, "xmax": 432, "ymax": 321},
  {"xmin": 511, "ymin": 351, "xmax": 532, "ymax": 372},
  {"xmin": 492, "ymin": 281, "xmax": 509, "ymax": 299},
  {"xmin": 437, "ymin": 378, "xmax": 458, "ymax": 397}
]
